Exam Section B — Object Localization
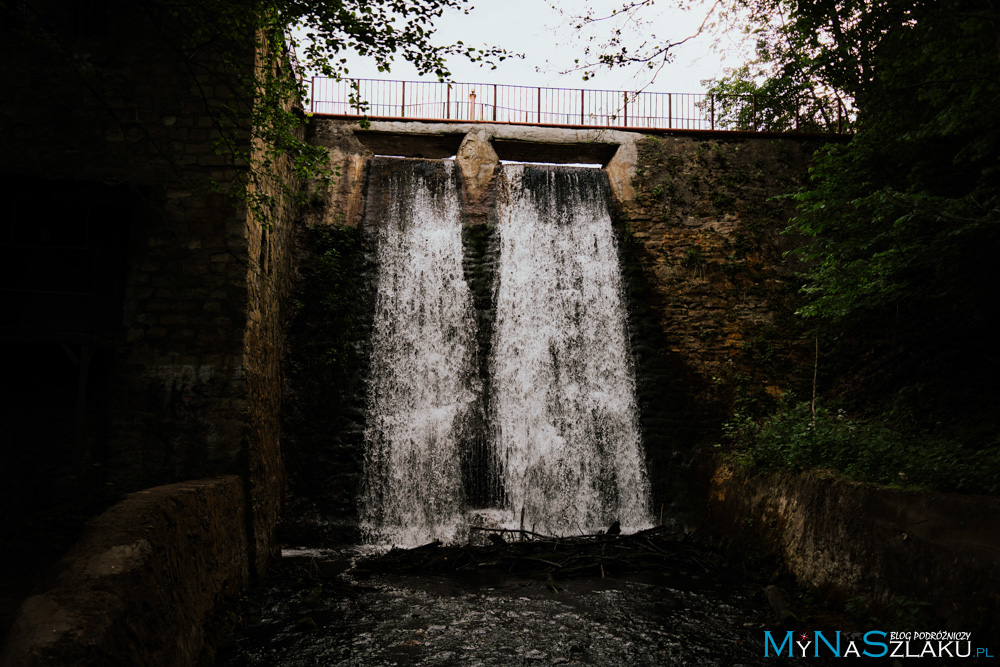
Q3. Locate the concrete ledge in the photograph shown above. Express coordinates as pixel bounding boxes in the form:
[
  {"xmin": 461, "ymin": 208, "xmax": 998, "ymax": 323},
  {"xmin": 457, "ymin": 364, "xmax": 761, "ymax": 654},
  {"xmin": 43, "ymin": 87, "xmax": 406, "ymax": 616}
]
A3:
[
  {"xmin": 1, "ymin": 476, "xmax": 248, "ymax": 667},
  {"xmin": 308, "ymin": 117, "xmax": 647, "ymax": 224},
  {"xmin": 706, "ymin": 464, "xmax": 1000, "ymax": 639}
]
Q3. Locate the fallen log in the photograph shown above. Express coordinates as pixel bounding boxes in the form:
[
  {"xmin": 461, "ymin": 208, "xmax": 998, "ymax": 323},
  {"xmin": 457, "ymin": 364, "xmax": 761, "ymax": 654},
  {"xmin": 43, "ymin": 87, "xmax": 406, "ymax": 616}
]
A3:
[{"xmin": 763, "ymin": 585, "xmax": 799, "ymax": 628}]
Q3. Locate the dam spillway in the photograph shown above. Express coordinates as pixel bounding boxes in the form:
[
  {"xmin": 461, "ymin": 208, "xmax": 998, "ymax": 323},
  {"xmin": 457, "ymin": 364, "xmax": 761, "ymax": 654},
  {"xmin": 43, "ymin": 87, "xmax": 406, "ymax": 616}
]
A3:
[
  {"xmin": 490, "ymin": 165, "xmax": 650, "ymax": 536},
  {"xmin": 359, "ymin": 158, "xmax": 651, "ymax": 546}
]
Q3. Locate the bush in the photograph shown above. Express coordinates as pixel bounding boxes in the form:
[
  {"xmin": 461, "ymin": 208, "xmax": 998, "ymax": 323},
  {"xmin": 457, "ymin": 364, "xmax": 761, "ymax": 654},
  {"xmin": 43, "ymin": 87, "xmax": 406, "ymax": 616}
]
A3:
[{"xmin": 725, "ymin": 396, "xmax": 1000, "ymax": 495}]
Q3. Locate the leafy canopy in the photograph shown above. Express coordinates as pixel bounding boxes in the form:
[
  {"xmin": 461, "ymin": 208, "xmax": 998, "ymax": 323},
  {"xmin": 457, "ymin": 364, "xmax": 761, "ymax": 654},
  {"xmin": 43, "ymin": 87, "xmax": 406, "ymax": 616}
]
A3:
[
  {"xmin": 171, "ymin": 0, "xmax": 511, "ymax": 224},
  {"xmin": 786, "ymin": 0, "xmax": 1000, "ymax": 327},
  {"xmin": 570, "ymin": 0, "xmax": 999, "ymax": 339},
  {"xmin": 569, "ymin": 0, "xmax": 1000, "ymax": 468}
]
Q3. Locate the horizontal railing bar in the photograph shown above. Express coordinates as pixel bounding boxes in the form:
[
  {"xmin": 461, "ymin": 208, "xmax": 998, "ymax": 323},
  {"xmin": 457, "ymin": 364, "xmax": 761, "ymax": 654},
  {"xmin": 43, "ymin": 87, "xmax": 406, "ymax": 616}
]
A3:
[{"xmin": 309, "ymin": 77, "xmax": 842, "ymax": 134}]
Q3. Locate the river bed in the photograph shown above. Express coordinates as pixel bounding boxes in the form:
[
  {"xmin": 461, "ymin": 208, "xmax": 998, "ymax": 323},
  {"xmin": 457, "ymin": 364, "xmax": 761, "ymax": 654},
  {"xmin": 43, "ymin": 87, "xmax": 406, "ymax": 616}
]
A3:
[{"xmin": 217, "ymin": 546, "xmax": 814, "ymax": 666}]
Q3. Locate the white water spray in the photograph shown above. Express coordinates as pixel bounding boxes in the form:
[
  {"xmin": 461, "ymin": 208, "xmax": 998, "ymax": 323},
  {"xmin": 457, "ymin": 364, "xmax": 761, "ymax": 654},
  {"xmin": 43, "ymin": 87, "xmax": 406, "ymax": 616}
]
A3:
[
  {"xmin": 360, "ymin": 160, "xmax": 651, "ymax": 545},
  {"xmin": 360, "ymin": 160, "xmax": 480, "ymax": 546},
  {"xmin": 490, "ymin": 165, "xmax": 652, "ymax": 535}
]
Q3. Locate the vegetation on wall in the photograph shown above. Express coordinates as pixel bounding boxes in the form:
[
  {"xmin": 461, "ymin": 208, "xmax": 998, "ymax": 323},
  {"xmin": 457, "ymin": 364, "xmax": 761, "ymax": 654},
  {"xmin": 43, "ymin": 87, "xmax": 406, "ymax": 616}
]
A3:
[
  {"xmin": 739, "ymin": 0, "xmax": 1000, "ymax": 493},
  {"xmin": 725, "ymin": 396, "xmax": 1000, "ymax": 495},
  {"xmin": 217, "ymin": 0, "xmax": 509, "ymax": 224}
]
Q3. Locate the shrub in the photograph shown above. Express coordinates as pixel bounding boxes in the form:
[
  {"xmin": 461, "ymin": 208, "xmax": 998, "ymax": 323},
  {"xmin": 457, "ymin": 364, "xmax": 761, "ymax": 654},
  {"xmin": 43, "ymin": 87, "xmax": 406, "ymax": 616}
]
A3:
[{"xmin": 725, "ymin": 395, "xmax": 1000, "ymax": 495}]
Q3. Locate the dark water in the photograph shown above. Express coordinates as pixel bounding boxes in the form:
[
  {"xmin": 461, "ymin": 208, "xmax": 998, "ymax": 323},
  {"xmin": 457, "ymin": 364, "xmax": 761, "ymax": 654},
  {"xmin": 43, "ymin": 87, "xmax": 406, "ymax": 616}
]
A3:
[{"xmin": 219, "ymin": 547, "xmax": 793, "ymax": 667}]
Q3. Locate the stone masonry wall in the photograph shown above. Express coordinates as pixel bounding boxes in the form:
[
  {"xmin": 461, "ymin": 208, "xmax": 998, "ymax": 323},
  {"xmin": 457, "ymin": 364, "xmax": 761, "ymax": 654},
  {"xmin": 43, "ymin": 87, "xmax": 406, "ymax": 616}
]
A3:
[
  {"xmin": 242, "ymin": 36, "xmax": 301, "ymax": 574},
  {"xmin": 619, "ymin": 135, "xmax": 819, "ymax": 439},
  {"xmin": 287, "ymin": 119, "xmax": 823, "ymax": 530},
  {"xmin": 706, "ymin": 464, "xmax": 1000, "ymax": 642},
  {"xmin": 0, "ymin": 476, "xmax": 248, "ymax": 667},
  {"xmin": 0, "ymin": 0, "xmax": 298, "ymax": 581},
  {"xmin": 301, "ymin": 121, "xmax": 818, "ymax": 447},
  {"xmin": 0, "ymin": 1, "xmax": 251, "ymax": 493}
]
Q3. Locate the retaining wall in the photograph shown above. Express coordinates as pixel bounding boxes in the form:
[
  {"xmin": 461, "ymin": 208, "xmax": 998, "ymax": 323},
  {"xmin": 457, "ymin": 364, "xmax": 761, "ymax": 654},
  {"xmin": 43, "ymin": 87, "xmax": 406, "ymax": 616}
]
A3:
[
  {"xmin": 0, "ymin": 2, "xmax": 298, "ymax": 582},
  {"xmin": 297, "ymin": 118, "xmax": 819, "ymax": 525},
  {"xmin": 706, "ymin": 464, "xmax": 1000, "ymax": 640},
  {"xmin": 0, "ymin": 476, "xmax": 248, "ymax": 667}
]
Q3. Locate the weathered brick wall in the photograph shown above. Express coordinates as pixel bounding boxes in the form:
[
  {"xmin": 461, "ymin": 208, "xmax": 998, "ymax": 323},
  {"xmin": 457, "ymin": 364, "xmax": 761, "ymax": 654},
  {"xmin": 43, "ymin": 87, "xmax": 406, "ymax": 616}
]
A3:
[
  {"xmin": 0, "ymin": 2, "xmax": 251, "ymax": 491},
  {"xmin": 0, "ymin": 1, "xmax": 296, "ymax": 577}
]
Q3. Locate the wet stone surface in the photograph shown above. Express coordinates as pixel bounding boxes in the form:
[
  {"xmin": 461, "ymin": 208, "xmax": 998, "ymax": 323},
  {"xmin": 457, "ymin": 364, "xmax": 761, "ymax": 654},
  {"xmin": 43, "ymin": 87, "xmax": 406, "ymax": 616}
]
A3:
[{"xmin": 218, "ymin": 547, "xmax": 786, "ymax": 667}]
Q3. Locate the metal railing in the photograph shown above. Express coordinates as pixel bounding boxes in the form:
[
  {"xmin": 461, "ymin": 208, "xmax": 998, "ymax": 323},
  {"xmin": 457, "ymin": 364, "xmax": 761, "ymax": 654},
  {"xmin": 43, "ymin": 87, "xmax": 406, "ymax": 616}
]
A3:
[{"xmin": 308, "ymin": 77, "xmax": 845, "ymax": 133}]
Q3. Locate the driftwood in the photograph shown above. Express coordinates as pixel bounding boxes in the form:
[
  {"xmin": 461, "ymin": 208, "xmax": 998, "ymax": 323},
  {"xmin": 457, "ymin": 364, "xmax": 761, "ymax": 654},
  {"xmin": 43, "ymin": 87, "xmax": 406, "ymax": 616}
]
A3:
[
  {"xmin": 351, "ymin": 525, "xmax": 715, "ymax": 583},
  {"xmin": 763, "ymin": 585, "xmax": 799, "ymax": 628}
]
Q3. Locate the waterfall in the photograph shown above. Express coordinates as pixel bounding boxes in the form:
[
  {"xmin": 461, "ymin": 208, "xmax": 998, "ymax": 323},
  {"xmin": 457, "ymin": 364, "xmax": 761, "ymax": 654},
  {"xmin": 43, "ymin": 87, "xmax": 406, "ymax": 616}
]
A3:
[
  {"xmin": 359, "ymin": 159, "xmax": 480, "ymax": 546},
  {"xmin": 490, "ymin": 165, "xmax": 651, "ymax": 535},
  {"xmin": 359, "ymin": 159, "xmax": 651, "ymax": 546}
]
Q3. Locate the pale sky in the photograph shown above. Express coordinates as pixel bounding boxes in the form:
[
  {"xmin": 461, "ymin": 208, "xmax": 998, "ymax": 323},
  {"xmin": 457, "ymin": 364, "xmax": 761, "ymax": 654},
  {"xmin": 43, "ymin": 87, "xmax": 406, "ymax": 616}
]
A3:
[{"xmin": 328, "ymin": 0, "xmax": 745, "ymax": 94}]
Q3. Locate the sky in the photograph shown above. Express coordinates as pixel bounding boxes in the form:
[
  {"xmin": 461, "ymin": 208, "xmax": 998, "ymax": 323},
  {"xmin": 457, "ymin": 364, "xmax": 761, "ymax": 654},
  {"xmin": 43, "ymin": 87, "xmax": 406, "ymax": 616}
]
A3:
[{"xmin": 326, "ymin": 0, "xmax": 747, "ymax": 94}]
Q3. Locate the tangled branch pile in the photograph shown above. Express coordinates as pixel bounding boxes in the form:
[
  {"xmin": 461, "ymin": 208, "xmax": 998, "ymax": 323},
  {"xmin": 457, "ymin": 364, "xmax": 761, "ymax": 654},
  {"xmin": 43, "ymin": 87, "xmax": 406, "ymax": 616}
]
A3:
[{"xmin": 354, "ymin": 526, "xmax": 718, "ymax": 585}]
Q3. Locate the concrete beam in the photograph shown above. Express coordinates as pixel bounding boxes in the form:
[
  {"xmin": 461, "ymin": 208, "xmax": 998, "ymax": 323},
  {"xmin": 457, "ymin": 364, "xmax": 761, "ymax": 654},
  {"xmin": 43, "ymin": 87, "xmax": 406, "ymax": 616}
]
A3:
[
  {"xmin": 310, "ymin": 118, "xmax": 649, "ymax": 219},
  {"xmin": 354, "ymin": 130, "xmax": 466, "ymax": 159},
  {"xmin": 491, "ymin": 139, "xmax": 618, "ymax": 166}
]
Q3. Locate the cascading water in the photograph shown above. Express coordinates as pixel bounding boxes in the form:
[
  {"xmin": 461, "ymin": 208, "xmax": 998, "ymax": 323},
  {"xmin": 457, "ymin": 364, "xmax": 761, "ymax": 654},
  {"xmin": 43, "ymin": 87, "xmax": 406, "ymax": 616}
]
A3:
[
  {"xmin": 360, "ymin": 158, "xmax": 651, "ymax": 546},
  {"xmin": 359, "ymin": 159, "xmax": 481, "ymax": 546},
  {"xmin": 489, "ymin": 164, "xmax": 651, "ymax": 535}
]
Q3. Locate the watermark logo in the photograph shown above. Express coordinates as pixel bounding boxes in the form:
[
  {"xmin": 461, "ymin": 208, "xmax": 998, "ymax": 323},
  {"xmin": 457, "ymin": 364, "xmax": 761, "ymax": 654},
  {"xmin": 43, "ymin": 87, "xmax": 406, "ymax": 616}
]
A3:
[{"xmin": 763, "ymin": 630, "xmax": 993, "ymax": 659}]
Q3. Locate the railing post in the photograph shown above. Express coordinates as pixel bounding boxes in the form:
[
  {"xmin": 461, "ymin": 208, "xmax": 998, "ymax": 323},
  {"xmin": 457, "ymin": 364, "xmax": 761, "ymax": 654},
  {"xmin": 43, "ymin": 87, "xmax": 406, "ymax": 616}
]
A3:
[
  {"xmin": 310, "ymin": 76, "xmax": 315, "ymax": 114},
  {"xmin": 320, "ymin": 77, "xmax": 819, "ymax": 131}
]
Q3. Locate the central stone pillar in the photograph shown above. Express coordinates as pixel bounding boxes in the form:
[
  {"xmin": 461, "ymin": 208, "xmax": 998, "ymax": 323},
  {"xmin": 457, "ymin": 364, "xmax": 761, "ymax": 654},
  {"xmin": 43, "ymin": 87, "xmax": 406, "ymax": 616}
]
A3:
[{"xmin": 456, "ymin": 129, "xmax": 499, "ymax": 225}]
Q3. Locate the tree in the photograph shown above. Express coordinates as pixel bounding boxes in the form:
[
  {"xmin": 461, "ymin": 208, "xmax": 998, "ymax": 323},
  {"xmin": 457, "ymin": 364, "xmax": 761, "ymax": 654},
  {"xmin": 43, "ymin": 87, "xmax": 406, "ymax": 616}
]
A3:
[
  {"xmin": 554, "ymin": 0, "xmax": 726, "ymax": 84},
  {"xmin": 786, "ymin": 0, "xmax": 1000, "ymax": 319},
  {"xmin": 169, "ymin": 0, "xmax": 509, "ymax": 222},
  {"xmin": 568, "ymin": 0, "xmax": 1000, "ymax": 439},
  {"xmin": 702, "ymin": 63, "xmax": 846, "ymax": 132},
  {"xmin": 556, "ymin": 0, "xmax": 850, "ymax": 129}
]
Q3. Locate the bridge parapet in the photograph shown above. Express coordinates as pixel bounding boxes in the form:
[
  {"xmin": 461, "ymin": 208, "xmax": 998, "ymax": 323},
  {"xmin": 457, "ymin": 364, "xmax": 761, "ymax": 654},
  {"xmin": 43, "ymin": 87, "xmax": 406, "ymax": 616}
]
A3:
[{"xmin": 309, "ymin": 77, "xmax": 847, "ymax": 134}]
